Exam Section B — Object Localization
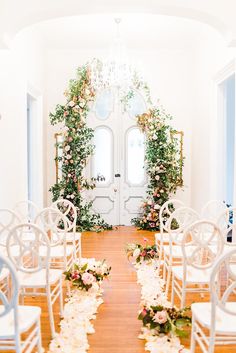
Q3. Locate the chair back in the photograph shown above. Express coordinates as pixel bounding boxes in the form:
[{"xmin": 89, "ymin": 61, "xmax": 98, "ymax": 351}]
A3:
[
  {"xmin": 52, "ymin": 199, "xmax": 77, "ymax": 232},
  {"xmin": 166, "ymin": 206, "xmax": 199, "ymax": 245},
  {"xmin": 159, "ymin": 199, "xmax": 185, "ymax": 233},
  {"xmin": 14, "ymin": 200, "xmax": 40, "ymax": 223},
  {"xmin": 7, "ymin": 223, "xmax": 50, "ymax": 274},
  {"xmin": 217, "ymin": 207, "xmax": 236, "ymax": 242},
  {"xmin": 201, "ymin": 200, "xmax": 227, "ymax": 223},
  {"xmin": 181, "ymin": 220, "xmax": 224, "ymax": 270},
  {"xmin": 0, "ymin": 209, "xmax": 20, "ymax": 247},
  {"xmin": 0, "ymin": 253, "xmax": 19, "ymax": 318},
  {"xmin": 210, "ymin": 249, "xmax": 236, "ymax": 317},
  {"xmin": 35, "ymin": 207, "xmax": 68, "ymax": 246}
]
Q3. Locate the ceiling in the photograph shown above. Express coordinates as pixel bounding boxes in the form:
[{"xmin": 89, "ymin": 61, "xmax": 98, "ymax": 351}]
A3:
[
  {"xmin": 1, "ymin": 0, "xmax": 236, "ymax": 48},
  {"xmin": 21, "ymin": 14, "xmax": 220, "ymax": 51}
]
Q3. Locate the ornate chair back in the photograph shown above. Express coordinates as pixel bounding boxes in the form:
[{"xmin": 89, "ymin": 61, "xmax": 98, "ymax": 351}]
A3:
[
  {"xmin": 201, "ymin": 200, "xmax": 227, "ymax": 223},
  {"xmin": 14, "ymin": 200, "xmax": 40, "ymax": 223},
  {"xmin": 52, "ymin": 199, "xmax": 77, "ymax": 232},
  {"xmin": 35, "ymin": 207, "xmax": 68, "ymax": 247},
  {"xmin": 7, "ymin": 223, "xmax": 50, "ymax": 276}
]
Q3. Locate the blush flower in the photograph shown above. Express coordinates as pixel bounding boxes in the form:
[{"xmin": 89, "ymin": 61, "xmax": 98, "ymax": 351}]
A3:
[
  {"xmin": 153, "ymin": 310, "xmax": 168, "ymax": 324},
  {"xmin": 82, "ymin": 272, "xmax": 95, "ymax": 285},
  {"xmin": 133, "ymin": 248, "xmax": 141, "ymax": 258}
]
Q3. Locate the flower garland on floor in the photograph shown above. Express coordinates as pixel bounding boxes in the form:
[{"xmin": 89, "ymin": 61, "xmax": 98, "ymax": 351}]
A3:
[
  {"xmin": 48, "ymin": 258, "xmax": 111, "ymax": 353},
  {"xmin": 131, "ymin": 107, "xmax": 183, "ymax": 231},
  {"xmin": 126, "ymin": 242, "xmax": 190, "ymax": 353}
]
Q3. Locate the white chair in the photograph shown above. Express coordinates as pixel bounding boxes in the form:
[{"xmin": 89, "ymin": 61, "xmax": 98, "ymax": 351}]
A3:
[
  {"xmin": 191, "ymin": 248, "xmax": 236, "ymax": 353},
  {"xmin": 52, "ymin": 199, "xmax": 81, "ymax": 260},
  {"xmin": 6, "ymin": 223, "xmax": 64, "ymax": 338},
  {"xmin": 0, "ymin": 253, "xmax": 42, "ymax": 353},
  {"xmin": 0, "ymin": 209, "xmax": 21, "ymax": 297},
  {"xmin": 163, "ymin": 206, "xmax": 199, "ymax": 295},
  {"xmin": 201, "ymin": 200, "xmax": 227, "ymax": 223},
  {"xmin": 14, "ymin": 200, "xmax": 40, "ymax": 223},
  {"xmin": 171, "ymin": 220, "xmax": 224, "ymax": 308},
  {"xmin": 35, "ymin": 207, "xmax": 73, "ymax": 270},
  {"xmin": 155, "ymin": 199, "xmax": 185, "ymax": 276}
]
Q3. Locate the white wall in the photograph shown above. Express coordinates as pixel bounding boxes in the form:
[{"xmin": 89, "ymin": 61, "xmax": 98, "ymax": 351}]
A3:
[
  {"xmin": 44, "ymin": 47, "xmax": 194, "ymax": 206},
  {"xmin": 190, "ymin": 28, "xmax": 236, "ymax": 212},
  {"xmin": 0, "ymin": 30, "xmax": 45, "ymax": 208}
]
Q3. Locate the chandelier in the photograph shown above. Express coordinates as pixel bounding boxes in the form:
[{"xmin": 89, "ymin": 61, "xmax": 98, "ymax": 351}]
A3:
[{"xmin": 90, "ymin": 18, "xmax": 136, "ymax": 93}]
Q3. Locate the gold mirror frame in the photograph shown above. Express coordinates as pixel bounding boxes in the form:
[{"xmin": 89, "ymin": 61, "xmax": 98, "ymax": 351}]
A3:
[{"xmin": 170, "ymin": 130, "xmax": 184, "ymax": 186}]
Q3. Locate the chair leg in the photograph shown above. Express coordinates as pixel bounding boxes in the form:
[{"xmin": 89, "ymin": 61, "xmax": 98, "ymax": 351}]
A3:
[
  {"xmin": 165, "ymin": 265, "xmax": 172, "ymax": 296},
  {"xmin": 46, "ymin": 287, "xmax": 56, "ymax": 338},
  {"xmin": 181, "ymin": 284, "xmax": 186, "ymax": 309},
  {"xmin": 171, "ymin": 273, "xmax": 175, "ymax": 306},
  {"xmin": 59, "ymin": 277, "xmax": 64, "ymax": 317},
  {"xmin": 190, "ymin": 314, "xmax": 196, "ymax": 353},
  {"xmin": 37, "ymin": 317, "xmax": 43, "ymax": 353}
]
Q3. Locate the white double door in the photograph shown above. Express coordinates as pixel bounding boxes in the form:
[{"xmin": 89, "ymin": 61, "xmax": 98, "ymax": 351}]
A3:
[{"xmin": 86, "ymin": 89, "xmax": 146, "ymax": 226}]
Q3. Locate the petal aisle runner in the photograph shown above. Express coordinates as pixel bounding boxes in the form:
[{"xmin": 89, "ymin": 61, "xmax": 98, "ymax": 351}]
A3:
[
  {"xmin": 48, "ymin": 258, "xmax": 110, "ymax": 353},
  {"xmin": 135, "ymin": 261, "xmax": 190, "ymax": 353}
]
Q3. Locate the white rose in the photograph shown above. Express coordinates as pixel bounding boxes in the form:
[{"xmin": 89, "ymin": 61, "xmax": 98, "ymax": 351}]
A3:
[
  {"xmin": 155, "ymin": 175, "xmax": 160, "ymax": 180},
  {"xmin": 66, "ymin": 154, "xmax": 71, "ymax": 160},
  {"xmin": 152, "ymin": 134, "xmax": 157, "ymax": 140},
  {"xmin": 68, "ymin": 100, "xmax": 75, "ymax": 107},
  {"xmin": 133, "ymin": 248, "xmax": 141, "ymax": 258},
  {"xmin": 154, "ymin": 204, "xmax": 160, "ymax": 210},
  {"xmin": 148, "ymin": 200, "xmax": 152, "ymax": 205},
  {"xmin": 65, "ymin": 145, "xmax": 70, "ymax": 152}
]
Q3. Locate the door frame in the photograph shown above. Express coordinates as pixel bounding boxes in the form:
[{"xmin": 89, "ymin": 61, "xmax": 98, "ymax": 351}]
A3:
[
  {"xmin": 27, "ymin": 83, "xmax": 43, "ymax": 208},
  {"xmin": 212, "ymin": 60, "xmax": 236, "ymax": 204}
]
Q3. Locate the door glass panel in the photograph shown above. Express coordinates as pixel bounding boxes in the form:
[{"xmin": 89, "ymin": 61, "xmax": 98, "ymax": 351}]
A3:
[
  {"xmin": 127, "ymin": 128, "xmax": 145, "ymax": 185},
  {"xmin": 127, "ymin": 91, "xmax": 146, "ymax": 119},
  {"xmin": 92, "ymin": 127, "xmax": 113, "ymax": 185},
  {"xmin": 94, "ymin": 89, "xmax": 113, "ymax": 120}
]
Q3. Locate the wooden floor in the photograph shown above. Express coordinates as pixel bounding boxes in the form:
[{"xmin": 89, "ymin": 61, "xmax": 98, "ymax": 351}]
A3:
[{"xmin": 12, "ymin": 226, "xmax": 236, "ymax": 353}]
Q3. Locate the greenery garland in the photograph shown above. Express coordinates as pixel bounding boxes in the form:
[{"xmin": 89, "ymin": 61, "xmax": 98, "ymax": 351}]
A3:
[
  {"xmin": 131, "ymin": 107, "xmax": 183, "ymax": 231},
  {"xmin": 49, "ymin": 64, "xmax": 112, "ymax": 232}
]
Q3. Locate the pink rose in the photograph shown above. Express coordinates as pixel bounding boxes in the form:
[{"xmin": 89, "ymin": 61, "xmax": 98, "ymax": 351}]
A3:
[
  {"xmin": 82, "ymin": 272, "xmax": 95, "ymax": 285},
  {"xmin": 72, "ymin": 271, "xmax": 79, "ymax": 280},
  {"xmin": 153, "ymin": 310, "xmax": 168, "ymax": 324}
]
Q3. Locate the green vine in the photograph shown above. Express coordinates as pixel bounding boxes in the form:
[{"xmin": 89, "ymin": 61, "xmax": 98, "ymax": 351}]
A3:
[
  {"xmin": 131, "ymin": 107, "xmax": 183, "ymax": 231},
  {"xmin": 49, "ymin": 63, "xmax": 112, "ymax": 232}
]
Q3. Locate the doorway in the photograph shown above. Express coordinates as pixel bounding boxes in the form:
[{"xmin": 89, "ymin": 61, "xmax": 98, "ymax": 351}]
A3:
[
  {"xmin": 86, "ymin": 89, "xmax": 147, "ymax": 225},
  {"xmin": 27, "ymin": 91, "xmax": 43, "ymax": 208}
]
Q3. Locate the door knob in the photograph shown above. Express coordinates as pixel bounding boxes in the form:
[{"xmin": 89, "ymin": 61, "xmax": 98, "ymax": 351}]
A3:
[
  {"xmin": 114, "ymin": 188, "xmax": 118, "ymax": 192},
  {"xmin": 115, "ymin": 173, "xmax": 121, "ymax": 177}
]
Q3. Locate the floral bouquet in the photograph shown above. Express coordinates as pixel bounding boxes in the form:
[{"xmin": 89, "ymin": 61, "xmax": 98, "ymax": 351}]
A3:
[
  {"xmin": 64, "ymin": 259, "xmax": 111, "ymax": 291},
  {"xmin": 138, "ymin": 304, "xmax": 191, "ymax": 338},
  {"xmin": 125, "ymin": 239, "xmax": 159, "ymax": 264}
]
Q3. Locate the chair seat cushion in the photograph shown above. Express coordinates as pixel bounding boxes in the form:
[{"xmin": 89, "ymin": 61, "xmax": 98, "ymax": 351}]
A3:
[
  {"xmin": 172, "ymin": 266, "xmax": 211, "ymax": 284},
  {"xmin": 39, "ymin": 245, "xmax": 74, "ymax": 257},
  {"xmin": 18, "ymin": 269, "xmax": 62, "ymax": 287},
  {"xmin": 0, "ymin": 305, "xmax": 41, "ymax": 338},
  {"xmin": 155, "ymin": 233, "xmax": 171, "ymax": 243},
  {"xmin": 192, "ymin": 302, "xmax": 236, "ymax": 334},
  {"xmin": 0, "ymin": 267, "xmax": 9, "ymax": 281}
]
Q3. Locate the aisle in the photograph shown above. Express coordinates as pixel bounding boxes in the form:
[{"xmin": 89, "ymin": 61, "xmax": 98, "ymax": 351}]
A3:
[{"xmin": 82, "ymin": 226, "xmax": 152, "ymax": 353}]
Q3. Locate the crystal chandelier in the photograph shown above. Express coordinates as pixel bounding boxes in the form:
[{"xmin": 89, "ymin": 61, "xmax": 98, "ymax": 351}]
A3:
[{"xmin": 90, "ymin": 18, "xmax": 135, "ymax": 93}]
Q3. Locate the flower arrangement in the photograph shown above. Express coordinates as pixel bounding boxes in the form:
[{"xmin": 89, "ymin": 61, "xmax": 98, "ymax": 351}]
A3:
[
  {"xmin": 49, "ymin": 63, "xmax": 112, "ymax": 232},
  {"xmin": 138, "ymin": 304, "xmax": 191, "ymax": 338},
  {"xmin": 126, "ymin": 239, "xmax": 159, "ymax": 264},
  {"xmin": 132, "ymin": 107, "xmax": 183, "ymax": 231},
  {"xmin": 64, "ymin": 259, "xmax": 111, "ymax": 291}
]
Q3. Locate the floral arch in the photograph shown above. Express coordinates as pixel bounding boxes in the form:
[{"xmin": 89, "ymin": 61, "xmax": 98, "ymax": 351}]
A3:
[{"xmin": 50, "ymin": 60, "xmax": 183, "ymax": 231}]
